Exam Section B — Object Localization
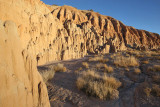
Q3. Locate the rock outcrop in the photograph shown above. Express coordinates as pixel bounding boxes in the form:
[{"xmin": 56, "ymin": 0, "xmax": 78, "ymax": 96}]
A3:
[
  {"xmin": 1, "ymin": 0, "xmax": 159, "ymax": 66},
  {"xmin": 0, "ymin": 20, "xmax": 50, "ymax": 106}
]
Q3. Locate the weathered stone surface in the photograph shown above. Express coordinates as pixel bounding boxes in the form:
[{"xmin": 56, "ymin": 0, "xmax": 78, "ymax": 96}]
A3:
[
  {"xmin": 1, "ymin": 0, "xmax": 159, "ymax": 66},
  {"xmin": 0, "ymin": 20, "xmax": 50, "ymax": 107}
]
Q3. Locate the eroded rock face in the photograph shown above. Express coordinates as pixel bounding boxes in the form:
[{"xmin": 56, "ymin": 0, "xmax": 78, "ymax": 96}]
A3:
[
  {"xmin": 1, "ymin": 0, "xmax": 159, "ymax": 66},
  {"xmin": 0, "ymin": 20, "xmax": 50, "ymax": 107},
  {"xmin": 50, "ymin": 5, "xmax": 160, "ymax": 51}
]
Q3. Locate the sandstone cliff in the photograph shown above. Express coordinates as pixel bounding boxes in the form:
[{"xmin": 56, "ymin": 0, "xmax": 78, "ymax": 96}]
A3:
[
  {"xmin": 0, "ymin": 0, "xmax": 159, "ymax": 66},
  {"xmin": 0, "ymin": 20, "xmax": 50, "ymax": 107}
]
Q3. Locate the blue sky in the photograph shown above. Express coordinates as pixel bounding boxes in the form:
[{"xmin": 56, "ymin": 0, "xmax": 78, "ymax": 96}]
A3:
[{"xmin": 41, "ymin": 0, "xmax": 160, "ymax": 34}]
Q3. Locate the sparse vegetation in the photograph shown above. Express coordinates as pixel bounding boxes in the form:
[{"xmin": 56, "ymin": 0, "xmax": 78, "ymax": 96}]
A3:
[
  {"xmin": 76, "ymin": 70, "xmax": 121, "ymax": 100},
  {"xmin": 125, "ymin": 68, "xmax": 129, "ymax": 72},
  {"xmin": 141, "ymin": 60, "xmax": 149, "ymax": 64},
  {"xmin": 53, "ymin": 63, "xmax": 67, "ymax": 72},
  {"xmin": 82, "ymin": 62, "xmax": 89, "ymax": 68},
  {"xmin": 152, "ymin": 84, "xmax": 160, "ymax": 97},
  {"xmin": 104, "ymin": 64, "xmax": 113, "ymax": 73},
  {"xmin": 88, "ymin": 56, "xmax": 103, "ymax": 62},
  {"xmin": 152, "ymin": 75, "xmax": 160, "ymax": 83},
  {"xmin": 144, "ymin": 87, "xmax": 151, "ymax": 97},
  {"xmin": 96, "ymin": 63, "xmax": 104, "ymax": 69},
  {"xmin": 75, "ymin": 67, "xmax": 83, "ymax": 74},
  {"xmin": 148, "ymin": 65, "xmax": 160, "ymax": 72},
  {"xmin": 134, "ymin": 68, "xmax": 141, "ymax": 74},
  {"xmin": 96, "ymin": 63, "xmax": 113, "ymax": 73},
  {"xmin": 39, "ymin": 69, "xmax": 55, "ymax": 83},
  {"xmin": 114, "ymin": 56, "xmax": 139, "ymax": 67}
]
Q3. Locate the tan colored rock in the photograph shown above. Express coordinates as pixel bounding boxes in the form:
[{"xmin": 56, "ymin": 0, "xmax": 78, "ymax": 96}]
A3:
[{"xmin": 0, "ymin": 20, "xmax": 50, "ymax": 107}]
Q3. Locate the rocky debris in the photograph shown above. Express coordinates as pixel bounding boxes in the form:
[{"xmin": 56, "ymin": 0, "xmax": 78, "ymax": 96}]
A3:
[{"xmin": 0, "ymin": 20, "xmax": 50, "ymax": 107}]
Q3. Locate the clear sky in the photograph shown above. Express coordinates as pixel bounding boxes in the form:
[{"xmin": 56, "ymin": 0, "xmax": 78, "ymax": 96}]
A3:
[{"xmin": 41, "ymin": 0, "xmax": 160, "ymax": 34}]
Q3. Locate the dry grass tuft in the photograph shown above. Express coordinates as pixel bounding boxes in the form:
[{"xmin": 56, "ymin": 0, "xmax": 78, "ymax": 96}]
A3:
[
  {"xmin": 88, "ymin": 56, "xmax": 103, "ymax": 62},
  {"xmin": 144, "ymin": 87, "xmax": 151, "ymax": 97},
  {"xmin": 134, "ymin": 68, "xmax": 141, "ymax": 74},
  {"xmin": 96, "ymin": 63, "xmax": 104, "ymax": 69},
  {"xmin": 96, "ymin": 63, "xmax": 113, "ymax": 73},
  {"xmin": 39, "ymin": 69, "xmax": 55, "ymax": 83},
  {"xmin": 99, "ymin": 58, "xmax": 109, "ymax": 63},
  {"xmin": 141, "ymin": 60, "xmax": 149, "ymax": 64},
  {"xmin": 152, "ymin": 84, "xmax": 160, "ymax": 97},
  {"xmin": 152, "ymin": 75, "xmax": 160, "ymax": 83},
  {"xmin": 103, "ymin": 64, "xmax": 114, "ymax": 73},
  {"xmin": 76, "ymin": 70, "xmax": 121, "ymax": 100},
  {"xmin": 125, "ymin": 68, "xmax": 129, "ymax": 72},
  {"xmin": 82, "ymin": 62, "xmax": 89, "ymax": 68},
  {"xmin": 54, "ymin": 63, "xmax": 66, "ymax": 72},
  {"xmin": 75, "ymin": 67, "xmax": 83, "ymax": 74},
  {"xmin": 148, "ymin": 65, "xmax": 160, "ymax": 72},
  {"xmin": 114, "ymin": 56, "xmax": 139, "ymax": 67}
]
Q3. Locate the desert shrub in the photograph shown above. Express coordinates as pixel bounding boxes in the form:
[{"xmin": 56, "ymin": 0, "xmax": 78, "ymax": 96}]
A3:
[
  {"xmin": 103, "ymin": 64, "xmax": 113, "ymax": 73},
  {"xmin": 96, "ymin": 63, "xmax": 113, "ymax": 73},
  {"xmin": 96, "ymin": 63, "xmax": 104, "ymax": 69},
  {"xmin": 152, "ymin": 84, "xmax": 160, "ymax": 97},
  {"xmin": 76, "ymin": 70, "xmax": 121, "ymax": 100},
  {"xmin": 144, "ymin": 87, "xmax": 151, "ymax": 97},
  {"xmin": 39, "ymin": 69, "xmax": 55, "ymax": 83},
  {"xmin": 134, "ymin": 68, "xmax": 141, "ymax": 74},
  {"xmin": 82, "ymin": 62, "xmax": 89, "ymax": 68},
  {"xmin": 125, "ymin": 68, "xmax": 129, "ymax": 72},
  {"xmin": 99, "ymin": 58, "xmax": 109, "ymax": 63},
  {"xmin": 75, "ymin": 67, "xmax": 83, "ymax": 74},
  {"xmin": 114, "ymin": 56, "xmax": 139, "ymax": 67},
  {"xmin": 152, "ymin": 75, "xmax": 160, "ymax": 83},
  {"xmin": 141, "ymin": 60, "xmax": 149, "ymax": 64},
  {"xmin": 53, "ymin": 63, "xmax": 66, "ymax": 72},
  {"xmin": 88, "ymin": 56, "xmax": 103, "ymax": 62},
  {"xmin": 148, "ymin": 65, "xmax": 160, "ymax": 72},
  {"xmin": 78, "ymin": 67, "xmax": 82, "ymax": 71}
]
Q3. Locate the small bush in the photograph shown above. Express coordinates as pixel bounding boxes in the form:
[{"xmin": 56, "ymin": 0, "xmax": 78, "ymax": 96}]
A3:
[
  {"xmin": 152, "ymin": 75, "xmax": 160, "ymax": 83},
  {"xmin": 144, "ymin": 87, "xmax": 151, "ymax": 97},
  {"xmin": 114, "ymin": 56, "xmax": 139, "ymax": 67},
  {"xmin": 96, "ymin": 63, "xmax": 113, "ymax": 73},
  {"xmin": 103, "ymin": 64, "xmax": 113, "ymax": 73},
  {"xmin": 99, "ymin": 58, "xmax": 109, "ymax": 63},
  {"xmin": 152, "ymin": 84, "xmax": 160, "ymax": 97},
  {"xmin": 39, "ymin": 70, "xmax": 55, "ymax": 83},
  {"xmin": 141, "ymin": 60, "xmax": 149, "ymax": 64},
  {"xmin": 54, "ymin": 63, "xmax": 66, "ymax": 72},
  {"xmin": 134, "ymin": 68, "xmax": 141, "ymax": 74},
  {"xmin": 75, "ymin": 67, "xmax": 83, "ymax": 74},
  {"xmin": 82, "ymin": 62, "xmax": 89, "ymax": 68},
  {"xmin": 96, "ymin": 63, "xmax": 104, "ymax": 69},
  {"xmin": 76, "ymin": 70, "xmax": 121, "ymax": 100},
  {"xmin": 148, "ymin": 65, "xmax": 160, "ymax": 72},
  {"xmin": 125, "ymin": 68, "xmax": 129, "ymax": 72},
  {"xmin": 88, "ymin": 56, "xmax": 103, "ymax": 62}
]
